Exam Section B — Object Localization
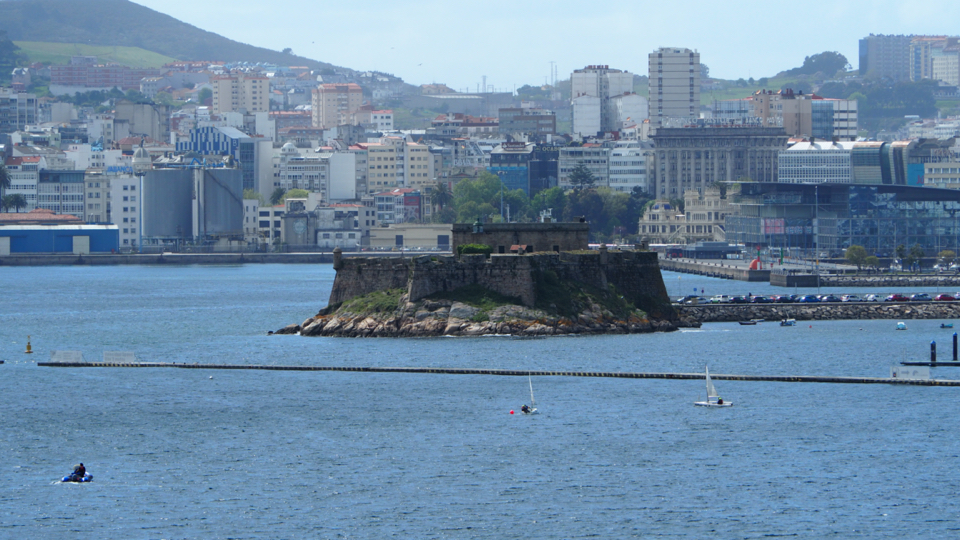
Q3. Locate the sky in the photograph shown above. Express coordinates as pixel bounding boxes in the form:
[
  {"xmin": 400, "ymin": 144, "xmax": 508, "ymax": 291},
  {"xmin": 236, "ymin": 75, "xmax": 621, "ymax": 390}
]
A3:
[{"xmin": 132, "ymin": 0, "xmax": 960, "ymax": 91}]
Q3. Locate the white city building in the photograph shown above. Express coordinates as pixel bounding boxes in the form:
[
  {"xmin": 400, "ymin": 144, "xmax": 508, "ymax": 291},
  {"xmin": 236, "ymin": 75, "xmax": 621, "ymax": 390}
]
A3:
[
  {"xmin": 608, "ymin": 141, "xmax": 651, "ymax": 193},
  {"xmin": 570, "ymin": 65, "xmax": 636, "ymax": 138},
  {"xmin": 778, "ymin": 141, "xmax": 855, "ymax": 184},
  {"xmin": 559, "ymin": 145, "xmax": 611, "ymax": 188}
]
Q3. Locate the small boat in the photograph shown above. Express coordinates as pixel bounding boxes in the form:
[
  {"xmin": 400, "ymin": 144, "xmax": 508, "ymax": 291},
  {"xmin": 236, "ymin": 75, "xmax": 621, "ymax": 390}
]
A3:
[
  {"xmin": 941, "ymin": 323, "xmax": 954, "ymax": 329},
  {"xmin": 61, "ymin": 473, "xmax": 93, "ymax": 483},
  {"xmin": 522, "ymin": 375, "xmax": 538, "ymax": 415},
  {"xmin": 694, "ymin": 366, "xmax": 732, "ymax": 408},
  {"xmin": 738, "ymin": 321, "xmax": 757, "ymax": 326},
  {"xmin": 750, "ymin": 318, "xmax": 765, "ymax": 323},
  {"xmin": 896, "ymin": 322, "xmax": 908, "ymax": 330},
  {"xmin": 780, "ymin": 319, "xmax": 797, "ymax": 327}
]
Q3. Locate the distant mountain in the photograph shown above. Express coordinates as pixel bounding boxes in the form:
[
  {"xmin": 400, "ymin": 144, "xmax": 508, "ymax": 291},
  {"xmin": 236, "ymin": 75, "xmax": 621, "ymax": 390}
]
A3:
[{"xmin": 0, "ymin": 0, "xmax": 344, "ymax": 71}]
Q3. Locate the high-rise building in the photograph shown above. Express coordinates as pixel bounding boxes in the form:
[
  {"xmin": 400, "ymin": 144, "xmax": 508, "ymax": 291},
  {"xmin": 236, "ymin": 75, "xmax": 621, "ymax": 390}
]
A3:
[
  {"xmin": 311, "ymin": 84, "xmax": 364, "ymax": 129},
  {"xmin": 0, "ymin": 89, "xmax": 37, "ymax": 135},
  {"xmin": 750, "ymin": 89, "xmax": 858, "ymax": 141},
  {"xmin": 570, "ymin": 65, "xmax": 635, "ymax": 138},
  {"xmin": 859, "ymin": 34, "xmax": 916, "ymax": 82},
  {"xmin": 211, "ymin": 72, "xmax": 270, "ymax": 114},
  {"xmin": 648, "ymin": 48, "xmax": 700, "ymax": 129}
]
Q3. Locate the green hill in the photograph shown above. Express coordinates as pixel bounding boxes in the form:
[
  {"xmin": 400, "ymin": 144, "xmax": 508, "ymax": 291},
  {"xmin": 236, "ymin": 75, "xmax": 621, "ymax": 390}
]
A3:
[
  {"xmin": 0, "ymin": 0, "xmax": 342, "ymax": 71},
  {"xmin": 14, "ymin": 41, "xmax": 175, "ymax": 68}
]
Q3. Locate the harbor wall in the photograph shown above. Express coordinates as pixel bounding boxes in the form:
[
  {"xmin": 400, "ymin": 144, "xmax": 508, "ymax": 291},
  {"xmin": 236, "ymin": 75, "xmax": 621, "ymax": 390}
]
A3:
[{"xmin": 678, "ymin": 302, "xmax": 960, "ymax": 322}]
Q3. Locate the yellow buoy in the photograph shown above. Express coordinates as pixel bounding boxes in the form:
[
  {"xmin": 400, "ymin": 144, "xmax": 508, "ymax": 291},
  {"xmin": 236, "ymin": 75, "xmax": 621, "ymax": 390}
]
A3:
[{"xmin": 25, "ymin": 335, "xmax": 33, "ymax": 354}]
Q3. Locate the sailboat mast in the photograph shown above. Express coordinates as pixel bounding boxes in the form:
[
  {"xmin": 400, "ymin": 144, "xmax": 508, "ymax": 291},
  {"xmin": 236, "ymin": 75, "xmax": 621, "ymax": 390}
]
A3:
[{"xmin": 528, "ymin": 374, "xmax": 536, "ymax": 407}]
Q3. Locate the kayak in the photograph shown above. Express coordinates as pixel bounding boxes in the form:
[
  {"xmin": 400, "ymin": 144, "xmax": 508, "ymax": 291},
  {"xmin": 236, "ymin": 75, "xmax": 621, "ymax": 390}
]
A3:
[{"xmin": 62, "ymin": 473, "xmax": 93, "ymax": 483}]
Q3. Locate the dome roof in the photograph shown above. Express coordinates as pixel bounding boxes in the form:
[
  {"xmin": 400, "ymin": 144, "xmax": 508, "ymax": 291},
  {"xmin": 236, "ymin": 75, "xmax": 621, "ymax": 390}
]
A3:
[
  {"xmin": 281, "ymin": 142, "xmax": 298, "ymax": 154},
  {"xmin": 133, "ymin": 146, "xmax": 150, "ymax": 160}
]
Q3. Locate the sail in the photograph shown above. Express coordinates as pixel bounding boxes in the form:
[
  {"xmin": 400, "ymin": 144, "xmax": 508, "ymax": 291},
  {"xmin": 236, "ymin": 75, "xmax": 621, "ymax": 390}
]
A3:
[
  {"xmin": 705, "ymin": 366, "xmax": 719, "ymax": 399},
  {"xmin": 528, "ymin": 375, "xmax": 536, "ymax": 408}
]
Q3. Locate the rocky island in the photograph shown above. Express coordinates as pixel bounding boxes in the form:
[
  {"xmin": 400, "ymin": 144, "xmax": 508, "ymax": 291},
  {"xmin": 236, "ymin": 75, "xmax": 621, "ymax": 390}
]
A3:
[{"xmin": 275, "ymin": 243, "xmax": 698, "ymax": 338}]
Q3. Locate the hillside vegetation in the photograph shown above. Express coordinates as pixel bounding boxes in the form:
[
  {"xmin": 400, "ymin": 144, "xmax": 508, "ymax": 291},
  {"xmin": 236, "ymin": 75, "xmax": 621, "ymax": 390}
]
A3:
[
  {"xmin": 0, "ymin": 0, "xmax": 341, "ymax": 70},
  {"xmin": 14, "ymin": 41, "xmax": 175, "ymax": 68}
]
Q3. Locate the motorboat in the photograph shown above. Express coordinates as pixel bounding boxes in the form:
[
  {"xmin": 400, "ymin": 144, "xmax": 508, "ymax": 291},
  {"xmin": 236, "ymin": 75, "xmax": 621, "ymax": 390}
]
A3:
[
  {"xmin": 896, "ymin": 322, "xmax": 908, "ymax": 330},
  {"xmin": 780, "ymin": 319, "xmax": 797, "ymax": 326}
]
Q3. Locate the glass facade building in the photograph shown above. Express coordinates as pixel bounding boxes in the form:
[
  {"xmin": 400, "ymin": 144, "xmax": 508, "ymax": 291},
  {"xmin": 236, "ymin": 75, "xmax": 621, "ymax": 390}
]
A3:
[{"xmin": 725, "ymin": 182, "xmax": 960, "ymax": 258}]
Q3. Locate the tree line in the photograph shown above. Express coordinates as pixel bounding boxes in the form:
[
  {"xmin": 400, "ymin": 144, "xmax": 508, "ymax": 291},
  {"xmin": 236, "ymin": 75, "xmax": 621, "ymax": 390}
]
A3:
[{"xmin": 432, "ymin": 170, "xmax": 652, "ymax": 242}]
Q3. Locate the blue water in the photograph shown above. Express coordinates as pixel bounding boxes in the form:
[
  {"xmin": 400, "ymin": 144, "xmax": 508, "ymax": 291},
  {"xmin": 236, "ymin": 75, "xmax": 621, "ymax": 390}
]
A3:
[{"xmin": 2, "ymin": 264, "xmax": 960, "ymax": 539}]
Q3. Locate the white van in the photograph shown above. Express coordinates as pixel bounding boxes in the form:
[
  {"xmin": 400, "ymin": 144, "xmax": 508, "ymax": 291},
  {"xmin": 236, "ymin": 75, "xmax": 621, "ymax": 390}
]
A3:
[{"xmin": 710, "ymin": 295, "xmax": 733, "ymax": 304}]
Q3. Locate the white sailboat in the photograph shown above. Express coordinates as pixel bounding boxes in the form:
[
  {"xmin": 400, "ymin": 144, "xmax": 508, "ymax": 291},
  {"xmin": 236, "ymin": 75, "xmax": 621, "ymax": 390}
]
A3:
[
  {"xmin": 522, "ymin": 374, "xmax": 539, "ymax": 414},
  {"xmin": 694, "ymin": 366, "xmax": 732, "ymax": 407}
]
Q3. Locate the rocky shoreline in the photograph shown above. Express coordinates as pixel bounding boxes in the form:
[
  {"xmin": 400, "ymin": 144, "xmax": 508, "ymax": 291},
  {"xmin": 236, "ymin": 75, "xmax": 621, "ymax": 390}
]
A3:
[
  {"xmin": 679, "ymin": 302, "xmax": 960, "ymax": 323},
  {"xmin": 274, "ymin": 295, "xmax": 698, "ymax": 338}
]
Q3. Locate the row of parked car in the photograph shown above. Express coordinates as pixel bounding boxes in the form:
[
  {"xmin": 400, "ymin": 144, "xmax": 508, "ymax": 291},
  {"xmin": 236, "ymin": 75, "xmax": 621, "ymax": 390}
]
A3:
[{"xmin": 677, "ymin": 293, "xmax": 958, "ymax": 305}]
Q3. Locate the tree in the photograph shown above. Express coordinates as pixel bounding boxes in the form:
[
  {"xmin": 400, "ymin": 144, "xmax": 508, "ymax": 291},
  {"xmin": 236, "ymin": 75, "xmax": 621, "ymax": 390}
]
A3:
[
  {"xmin": 0, "ymin": 194, "xmax": 10, "ymax": 212},
  {"xmin": 282, "ymin": 48, "xmax": 293, "ymax": 55},
  {"xmin": 567, "ymin": 162, "xmax": 595, "ymax": 190},
  {"xmin": 785, "ymin": 51, "xmax": 849, "ymax": 77},
  {"xmin": 938, "ymin": 249, "xmax": 956, "ymax": 264},
  {"xmin": 243, "ymin": 188, "xmax": 266, "ymax": 206},
  {"xmin": 430, "ymin": 182, "xmax": 453, "ymax": 211},
  {"xmin": 865, "ymin": 255, "xmax": 880, "ymax": 273},
  {"xmin": 0, "ymin": 163, "xmax": 9, "ymax": 200},
  {"xmin": 269, "ymin": 187, "xmax": 286, "ymax": 205},
  {"xmin": 281, "ymin": 189, "xmax": 309, "ymax": 205},
  {"xmin": 3, "ymin": 193, "xmax": 27, "ymax": 213},
  {"xmin": 845, "ymin": 245, "xmax": 868, "ymax": 273},
  {"xmin": 909, "ymin": 244, "xmax": 926, "ymax": 273},
  {"xmin": 198, "ymin": 87, "xmax": 212, "ymax": 105}
]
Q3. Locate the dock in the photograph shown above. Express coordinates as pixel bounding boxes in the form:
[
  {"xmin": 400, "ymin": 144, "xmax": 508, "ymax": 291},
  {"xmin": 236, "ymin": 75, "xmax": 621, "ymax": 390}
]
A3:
[{"xmin": 36, "ymin": 362, "xmax": 960, "ymax": 386}]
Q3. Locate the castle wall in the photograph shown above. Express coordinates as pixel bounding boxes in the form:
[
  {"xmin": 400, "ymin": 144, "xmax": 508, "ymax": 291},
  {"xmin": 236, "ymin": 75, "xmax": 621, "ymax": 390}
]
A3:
[
  {"xmin": 327, "ymin": 249, "xmax": 673, "ymax": 319},
  {"xmin": 328, "ymin": 256, "xmax": 410, "ymax": 306},
  {"xmin": 451, "ymin": 222, "xmax": 590, "ymax": 254}
]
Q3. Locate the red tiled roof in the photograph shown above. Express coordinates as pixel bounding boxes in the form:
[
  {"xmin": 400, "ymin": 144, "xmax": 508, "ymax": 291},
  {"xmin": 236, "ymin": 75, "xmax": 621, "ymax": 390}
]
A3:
[{"xmin": 0, "ymin": 208, "xmax": 83, "ymax": 223}]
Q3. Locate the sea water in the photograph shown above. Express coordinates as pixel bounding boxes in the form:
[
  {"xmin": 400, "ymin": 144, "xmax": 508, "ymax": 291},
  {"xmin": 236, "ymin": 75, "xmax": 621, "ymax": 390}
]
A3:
[{"xmin": 1, "ymin": 264, "xmax": 959, "ymax": 539}]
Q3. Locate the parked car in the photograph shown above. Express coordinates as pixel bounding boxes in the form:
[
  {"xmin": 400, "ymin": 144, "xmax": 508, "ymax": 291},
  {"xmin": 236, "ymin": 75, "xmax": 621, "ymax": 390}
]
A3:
[
  {"xmin": 730, "ymin": 295, "xmax": 749, "ymax": 304},
  {"xmin": 820, "ymin": 294, "xmax": 842, "ymax": 302},
  {"xmin": 841, "ymin": 294, "xmax": 863, "ymax": 302},
  {"xmin": 797, "ymin": 294, "xmax": 821, "ymax": 303},
  {"xmin": 751, "ymin": 295, "xmax": 774, "ymax": 303},
  {"xmin": 864, "ymin": 294, "xmax": 880, "ymax": 302},
  {"xmin": 683, "ymin": 296, "xmax": 709, "ymax": 305},
  {"xmin": 775, "ymin": 294, "xmax": 797, "ymax": 303},
  {"xmin": 910, "ymin": 293, "xmax": 932, "ymax": 302},
  {"xmin": 710, "ymin": 294, "xmax": 733, "ymax": 304},
  {"xmin": 885, "ymin": 294, "xmax": 910, "ymax": 302},
  {"xmin": 934, "ymin": 293, "xmax": 957, "ymax": 301},
  {"xmin": 677, "ymin": 295, "xmax": 698, "ymax": 304}
]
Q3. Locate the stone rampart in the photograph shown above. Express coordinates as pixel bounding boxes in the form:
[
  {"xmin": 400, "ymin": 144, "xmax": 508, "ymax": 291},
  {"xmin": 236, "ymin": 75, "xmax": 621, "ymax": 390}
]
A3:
[
  {"xmin": 328, "ymin": 256, "xmax": 410, "ymax": 305},
  {"xmin": 328, "ymin": 249, "xmax": 675, "ymax": 320}
]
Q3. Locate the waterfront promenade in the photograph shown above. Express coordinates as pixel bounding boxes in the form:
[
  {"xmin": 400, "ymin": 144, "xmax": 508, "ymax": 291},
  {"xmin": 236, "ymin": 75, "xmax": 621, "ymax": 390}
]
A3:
[{"xmin": 0, "ymin": 250, "xmax": 447, "ymax": 266}]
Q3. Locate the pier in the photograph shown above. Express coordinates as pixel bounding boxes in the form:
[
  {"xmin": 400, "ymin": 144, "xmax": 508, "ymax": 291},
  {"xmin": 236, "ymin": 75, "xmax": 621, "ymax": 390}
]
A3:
[{"xmin": 36, "ymin": 362, "xmax": 960, "ymax": 386}]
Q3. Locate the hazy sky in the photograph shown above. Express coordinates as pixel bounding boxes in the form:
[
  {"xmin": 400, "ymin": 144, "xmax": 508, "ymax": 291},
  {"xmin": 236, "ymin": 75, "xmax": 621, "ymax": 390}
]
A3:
[{"xmin": 132, "ymin": 0, "xmax": 960, "ymax": 91}]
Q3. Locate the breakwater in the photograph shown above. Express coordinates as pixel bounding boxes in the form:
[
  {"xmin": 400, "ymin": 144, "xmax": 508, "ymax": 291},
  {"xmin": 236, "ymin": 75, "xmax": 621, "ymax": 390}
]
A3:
[
  {"xmin": 36, "ymin": 362, "xmax": 959, "ymax": 386},
  {"xmin": 659, "ymin": 258, "xmax": 770, "ymax": 281},
  {"xmin": 818, "ymin": 274, "xmax": 960, "ymax": 287},
  {"xmin": 679, "ymin": 302, "xmax": 960, "ymax": 322}
]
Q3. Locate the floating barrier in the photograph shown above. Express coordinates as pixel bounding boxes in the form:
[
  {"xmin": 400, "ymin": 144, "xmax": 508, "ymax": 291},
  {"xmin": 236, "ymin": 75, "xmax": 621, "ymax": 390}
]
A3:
[{"xmin": 36, "ymin": 362, "xmax": 960, "ymax": 386}]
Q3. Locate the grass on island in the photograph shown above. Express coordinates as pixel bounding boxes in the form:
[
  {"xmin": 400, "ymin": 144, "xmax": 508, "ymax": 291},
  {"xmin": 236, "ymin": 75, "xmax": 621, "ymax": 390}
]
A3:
[
  {"xmin": 426, "ymin": 284, "xmax": 522, "ymax": 312},
  {"xmin": 340, "ymin": 288, "xmax": 405, "ymax": 314},
  {"xmin": 14, "ymin": 41, "xmax": 176, "ymax": 68}
]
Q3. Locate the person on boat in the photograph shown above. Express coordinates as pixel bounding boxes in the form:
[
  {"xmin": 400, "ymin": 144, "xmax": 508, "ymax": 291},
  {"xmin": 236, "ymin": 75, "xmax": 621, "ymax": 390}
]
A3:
[
  {"xmin": 521, "ymin": 405, "xmax": 530, "ymax": 413},
  {"xmin": 70, "ymin": 463, "xmax": 85, "ymax": 481},
  {"xmin": 717, "ymin": 398, "xmax": 724, "ymax": 405}
]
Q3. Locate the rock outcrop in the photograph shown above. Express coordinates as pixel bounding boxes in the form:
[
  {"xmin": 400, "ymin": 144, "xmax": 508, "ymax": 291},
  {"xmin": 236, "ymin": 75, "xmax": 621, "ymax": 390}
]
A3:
[{"xmin": 284, "ymin": 293, "xmax": 694, "ymax": 338}]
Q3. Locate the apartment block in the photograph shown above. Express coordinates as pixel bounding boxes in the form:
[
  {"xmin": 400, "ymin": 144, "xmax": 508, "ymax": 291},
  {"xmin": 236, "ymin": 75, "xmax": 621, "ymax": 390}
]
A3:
[
  {"xmin": 211, "ymin": 72, "xmax": 270, "ymax": 114},
  {"xmin": 648, "ymin": 48, "xmax": 700, "ymax": 129},
  {"xmin": 558, "ymin": 145, "xmax": 610, "ymax": 188},
  {"xmin": 311, "ymin": 84, "xmax": 363, "ymax": 129},
  {"xmin": 570, "ymin": 65, "xmax": 635, "ymax": 137}
]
